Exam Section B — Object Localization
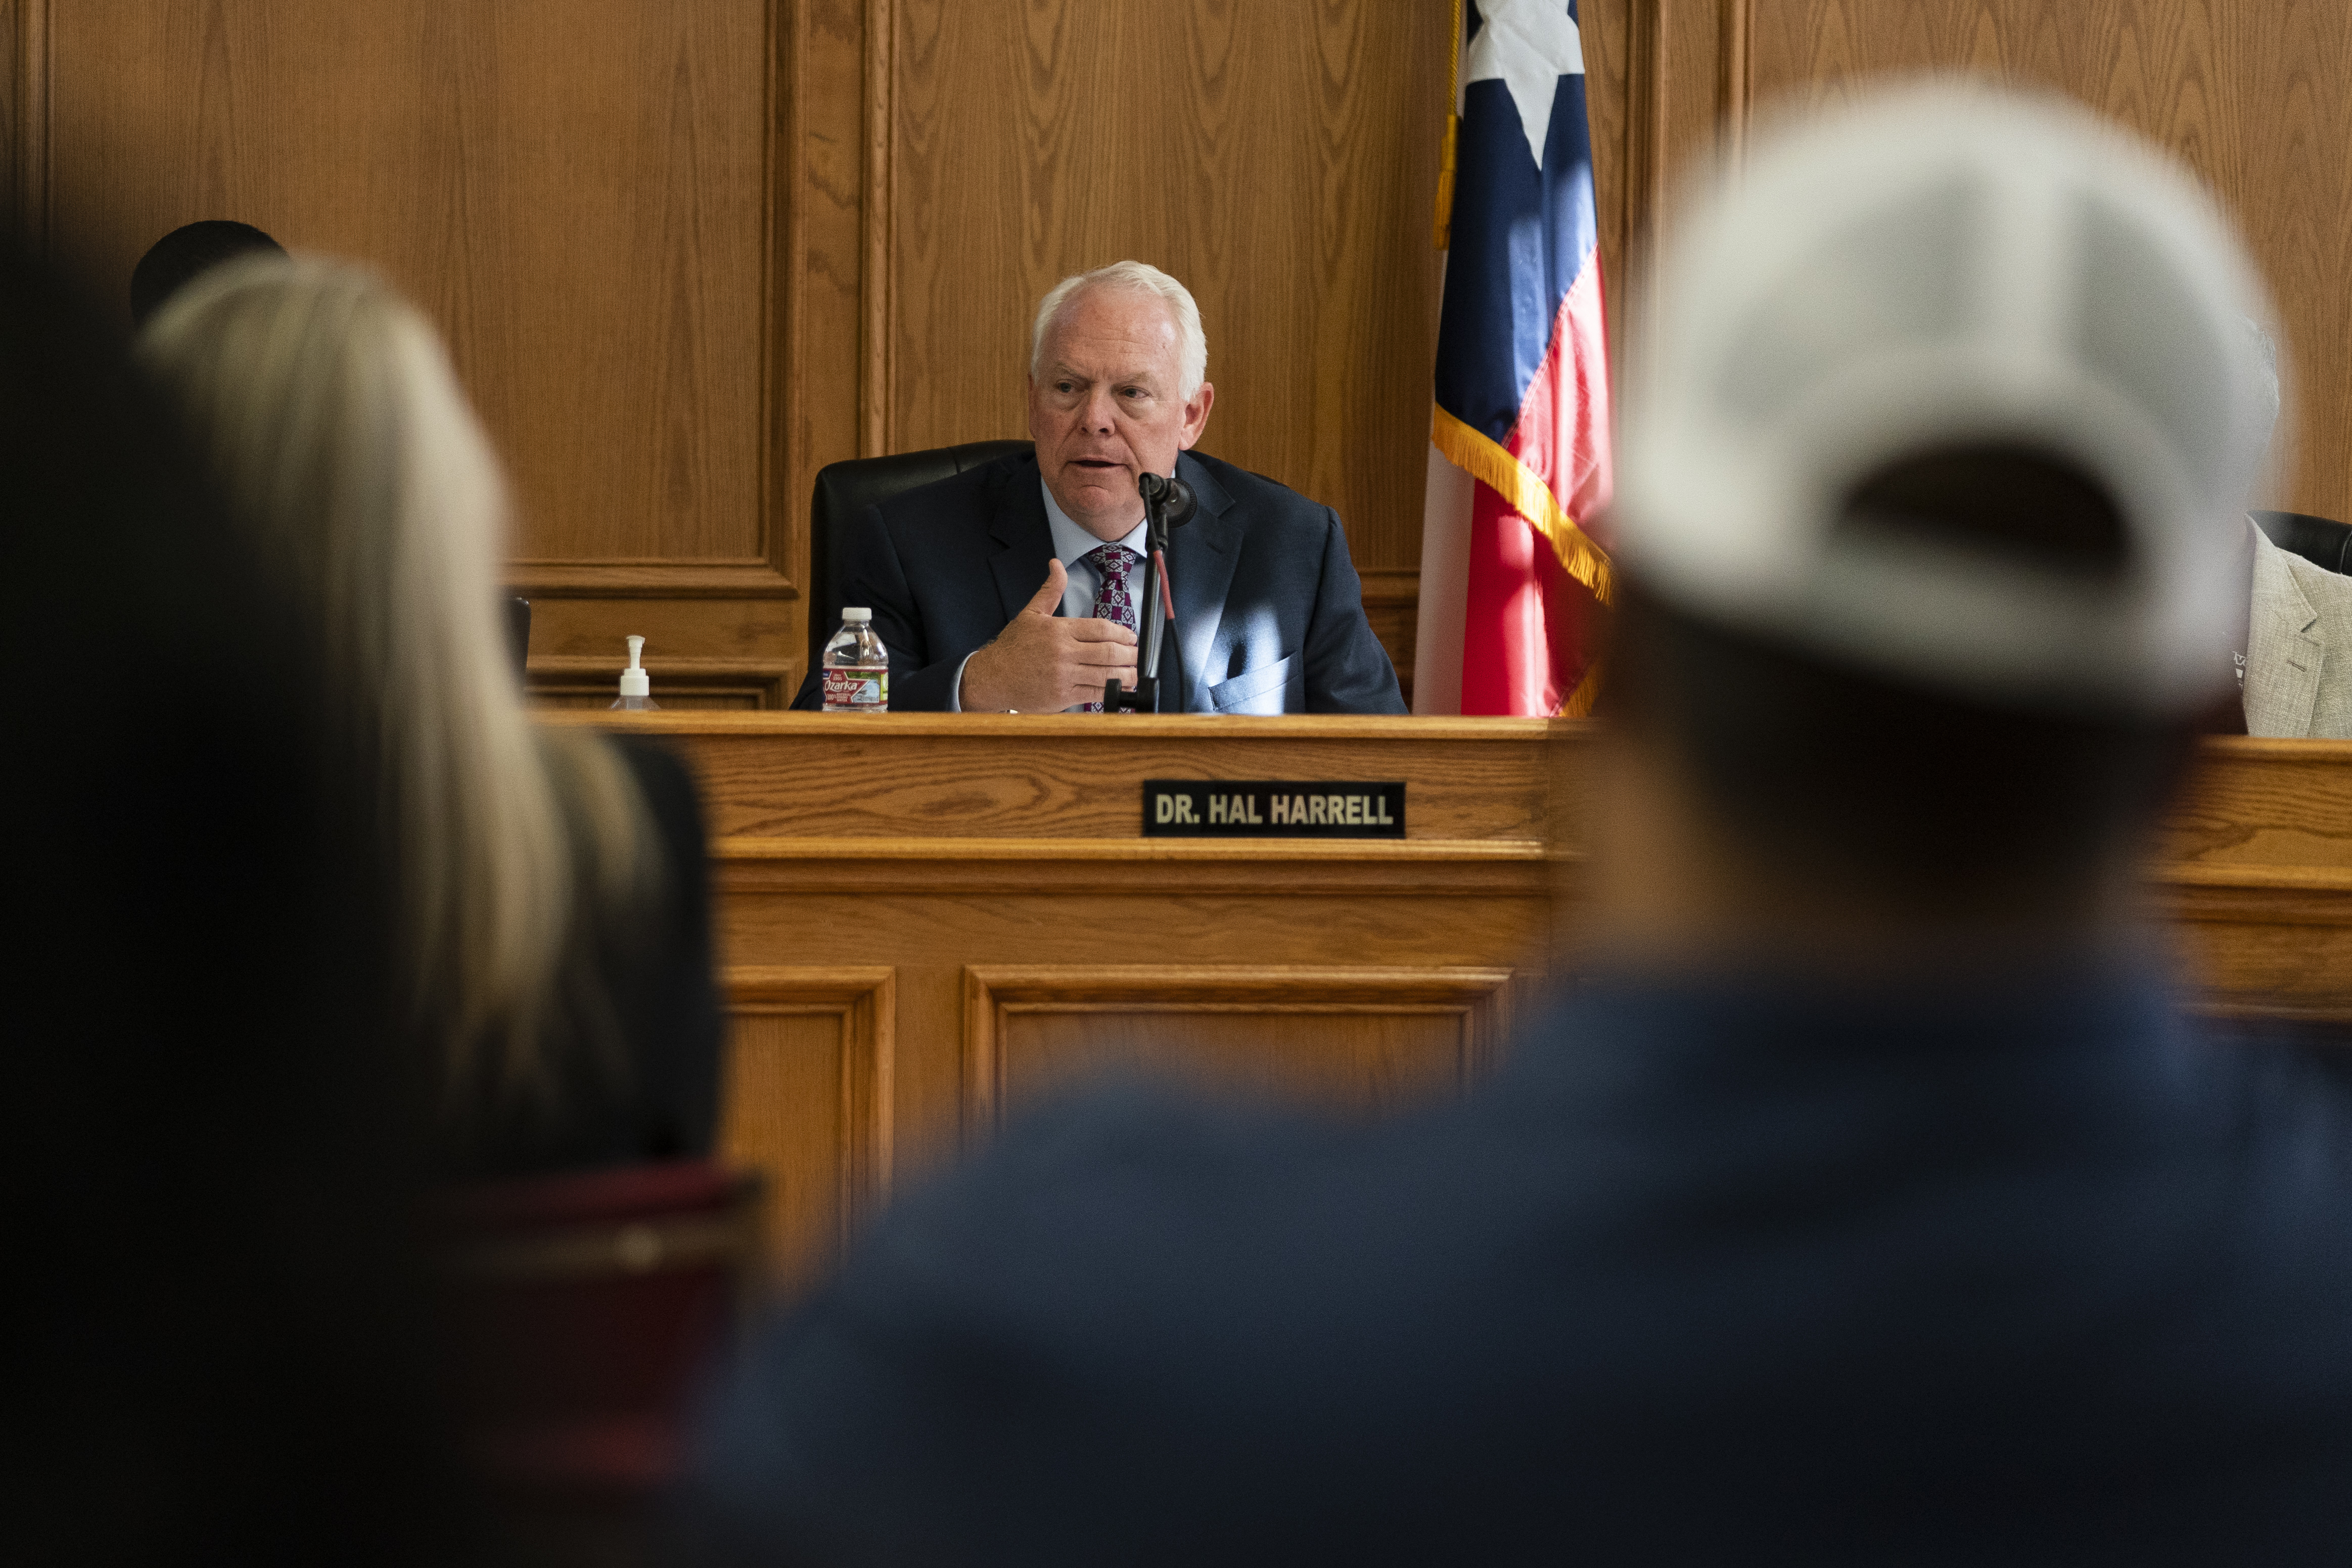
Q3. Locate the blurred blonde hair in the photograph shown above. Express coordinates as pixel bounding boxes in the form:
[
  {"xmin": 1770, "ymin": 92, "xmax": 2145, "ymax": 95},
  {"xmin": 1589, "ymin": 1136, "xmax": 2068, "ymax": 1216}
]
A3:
[{"xmin": 141, "ymin": 257, "xmax": 655, "ymax": 1104}]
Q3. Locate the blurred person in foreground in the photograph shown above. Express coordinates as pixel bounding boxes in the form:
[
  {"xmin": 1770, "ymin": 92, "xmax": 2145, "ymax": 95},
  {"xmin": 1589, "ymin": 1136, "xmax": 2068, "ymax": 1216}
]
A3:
[
  {"xmin": 0, "ymin": 236, "xmax": 464, "ymax": 1558},
  {"xmin": 129, "ymin": 217, "xmax": 286, "ymax": 329},
  {"xmin": 141, "ymin": 258, "xmax": 723, "ymax": 1176},
  {"xmin": 675, "ymin": 86, "xmax": 2352, "ymax": 1565}
]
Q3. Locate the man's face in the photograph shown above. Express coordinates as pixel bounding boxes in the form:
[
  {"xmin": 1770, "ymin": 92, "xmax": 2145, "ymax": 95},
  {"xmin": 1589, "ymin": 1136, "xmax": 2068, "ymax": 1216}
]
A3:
[{"xmin": 1027, "ymin": 286, "xmax": 1214, "ymax": 541}]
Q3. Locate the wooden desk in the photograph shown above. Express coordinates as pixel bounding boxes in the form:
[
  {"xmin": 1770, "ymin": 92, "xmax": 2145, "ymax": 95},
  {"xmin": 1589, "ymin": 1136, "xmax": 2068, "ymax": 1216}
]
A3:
[
  {"xmin": 551, "ymin": 715, "xmax": 2352, "ymax": 1289},
  {"xmin": 2155, "ymin": 736, "xmax": 2352, "ymax": 1028}
]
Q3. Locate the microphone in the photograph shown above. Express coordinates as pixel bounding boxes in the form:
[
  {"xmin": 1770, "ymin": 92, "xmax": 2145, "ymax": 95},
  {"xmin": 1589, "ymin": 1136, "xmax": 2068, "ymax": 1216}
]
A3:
[
  {"xmin": 1138, "ymin": 471, "xmax": 1196, "ymax": 529},
  {"xmin": 1114, "ymin": 470, "xmax": 1196, "ymax": 715}
]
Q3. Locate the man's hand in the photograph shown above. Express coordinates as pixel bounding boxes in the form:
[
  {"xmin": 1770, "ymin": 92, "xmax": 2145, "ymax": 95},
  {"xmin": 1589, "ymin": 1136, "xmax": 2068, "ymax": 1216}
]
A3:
[{"xmin": 959, "ymin": 560, "xmax": 1139, "ymax": 712}]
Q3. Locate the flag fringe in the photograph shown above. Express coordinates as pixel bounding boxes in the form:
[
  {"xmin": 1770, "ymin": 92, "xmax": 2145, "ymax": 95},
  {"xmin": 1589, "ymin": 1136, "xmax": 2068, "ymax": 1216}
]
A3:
[
  {"xmin": 1431, "ymin": 405, "xmax": 1615, "ymax": 605},
  {"xmin": 1556, "ymin": 658, "xmax": 1603, "ymax": 718}
]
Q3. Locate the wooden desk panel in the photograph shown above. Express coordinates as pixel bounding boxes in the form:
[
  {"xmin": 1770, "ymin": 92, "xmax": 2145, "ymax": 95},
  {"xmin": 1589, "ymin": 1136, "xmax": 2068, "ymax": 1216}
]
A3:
[
  {"xmin": 2155, "ymin": 738, "xmax": 2352, "ymax": 1025},
  {"xmin": 713, "ymin": 857, "xmax": 1560, "ymax": 1289},
  {"xmin": 545, "ymin": 715, "xmax": 2352, "ymax": 1289},
  {"xmin": 964, "ymin": 964, "xmax": 1513, "ymax": 1128},
  {"xmin": 657, "ymin": 712, "xmax": 1567, "ymax": 842},
  {"xmin": 543, "ymin": 713, "xmax": 1578, "ymax": 1289},
  {"xmin": 2157, "ymin": 739, "xmax": 2352, "ymax": 870}
]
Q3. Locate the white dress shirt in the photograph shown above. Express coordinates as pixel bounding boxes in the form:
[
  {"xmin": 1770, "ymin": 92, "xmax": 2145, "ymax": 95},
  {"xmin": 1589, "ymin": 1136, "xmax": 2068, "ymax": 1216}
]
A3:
[{"xmin": 950, "ymin": 480, "xmax": 1148, "ymax": 711}]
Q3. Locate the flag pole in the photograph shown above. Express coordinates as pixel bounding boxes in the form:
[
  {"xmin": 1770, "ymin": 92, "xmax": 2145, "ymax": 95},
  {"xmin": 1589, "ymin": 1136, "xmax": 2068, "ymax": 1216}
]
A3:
[{"xmin": 1415, "ymin": 0, "xmax": 1472, "ymax": 712}]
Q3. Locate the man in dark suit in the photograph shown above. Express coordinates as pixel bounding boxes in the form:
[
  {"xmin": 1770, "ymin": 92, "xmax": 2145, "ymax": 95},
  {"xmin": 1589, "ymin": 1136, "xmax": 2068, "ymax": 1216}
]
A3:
[
  {"xmin": 793, "ymin": 261, "xmax": 1404, "ymax": 713},
  {"xmin": 684, "ymin": 90, "xmax": 2352, "ymax": 1565}
]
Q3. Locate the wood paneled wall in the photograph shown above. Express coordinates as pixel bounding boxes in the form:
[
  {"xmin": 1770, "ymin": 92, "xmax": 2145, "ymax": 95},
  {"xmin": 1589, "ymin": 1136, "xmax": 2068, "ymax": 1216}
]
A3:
[
  {"xmin": 13, "ymin": 0, "xmax": 801, "ymax": 709},
  {"xmin": 7, "ymin": 0, "xmax": 1455, "ymax": 702},
  {"xmin": 875, "ymin": 3, "xmax": 1453, "ymax": 678},
  {"xmin": 13, "ymin": 1, "xmax": 2352, "ymax": 697},
  {"xmin": 1751, "ymin": 1, "xmax": 2352, "ymax": 522},
  {"xmin": 1585, "ymin": 0, "xmax": 2352, "ymax": 523}
]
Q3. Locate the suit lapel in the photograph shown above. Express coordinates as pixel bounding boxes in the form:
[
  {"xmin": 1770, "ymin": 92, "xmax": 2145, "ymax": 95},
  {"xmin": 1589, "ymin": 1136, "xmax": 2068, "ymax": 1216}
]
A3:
[
  {"xmin": 987, "ymin": 462, "xmax": 1058, "ymax": 623},
  {"xmin": 1168, "ymin": 452, "xmax": 1241, "ymax": 708},
  {"xmin": 2246, "ymin": 526, "xmax": 2323, "ymax": 737}
]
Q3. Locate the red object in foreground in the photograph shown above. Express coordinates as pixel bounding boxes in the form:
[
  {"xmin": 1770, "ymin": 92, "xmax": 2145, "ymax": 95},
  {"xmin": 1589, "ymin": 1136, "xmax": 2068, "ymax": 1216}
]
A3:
[{"xmin": 442, "ymin": 1160, "xmax": 764, "ymax": 1500}]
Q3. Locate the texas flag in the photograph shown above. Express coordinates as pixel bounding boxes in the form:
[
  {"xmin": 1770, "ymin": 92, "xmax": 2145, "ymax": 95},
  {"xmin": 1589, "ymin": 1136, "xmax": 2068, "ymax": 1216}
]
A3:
[{"xmin": 1413, "ymin": 0, "xmax": 1612, "ymax": 716}]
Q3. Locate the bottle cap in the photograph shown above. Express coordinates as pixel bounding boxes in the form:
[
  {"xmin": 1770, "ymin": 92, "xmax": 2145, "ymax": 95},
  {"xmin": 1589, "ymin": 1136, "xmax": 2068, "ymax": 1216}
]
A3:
[
  {"xmin": 842, "ymin": 607, "xmax": 872, "ymax": 623},
  {"xmin": 619, "ymin": 635, "xmax": 650, "ymax": 698}
]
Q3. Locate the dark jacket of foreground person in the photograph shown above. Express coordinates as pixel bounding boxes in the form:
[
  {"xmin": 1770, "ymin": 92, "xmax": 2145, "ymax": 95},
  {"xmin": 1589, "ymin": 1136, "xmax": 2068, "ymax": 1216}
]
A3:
[
  {"xmin": 0, "ymin": 237, "xmax": 467, "ymax": 1560},
  {"xmin": 678, "ymin": 969, "xmax": 2352, "ymax": 1565}
]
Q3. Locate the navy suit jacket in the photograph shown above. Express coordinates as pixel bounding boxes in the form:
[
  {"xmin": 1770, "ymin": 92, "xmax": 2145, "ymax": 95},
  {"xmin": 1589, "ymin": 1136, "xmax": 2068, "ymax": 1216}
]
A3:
[{"xmin": 792, "ymin": 450, "xmax": 1405, "ymax": 713}]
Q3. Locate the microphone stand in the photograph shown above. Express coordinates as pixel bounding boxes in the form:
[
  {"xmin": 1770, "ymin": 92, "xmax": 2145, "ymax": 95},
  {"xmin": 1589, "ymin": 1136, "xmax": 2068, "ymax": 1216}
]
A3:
[{"xmin": 1103, "ymin": 470, "xmax": 1193, "ymax": 713}]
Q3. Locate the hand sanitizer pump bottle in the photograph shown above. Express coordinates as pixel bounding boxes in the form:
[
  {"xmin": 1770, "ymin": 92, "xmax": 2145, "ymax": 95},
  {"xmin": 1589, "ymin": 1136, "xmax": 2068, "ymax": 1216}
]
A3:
[{"xmin": 610, "ymin": 635, "xmax": 659, "ymax": 711}]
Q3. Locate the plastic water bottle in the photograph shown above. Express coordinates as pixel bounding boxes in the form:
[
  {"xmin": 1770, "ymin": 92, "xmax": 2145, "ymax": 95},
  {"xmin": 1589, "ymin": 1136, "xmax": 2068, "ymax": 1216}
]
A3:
[
  {"xmin": 609, "ymin": 635, "xmax": 659, "ymax": 711},
  {"xmin": 821, "ymin": 608, "xmax": 889, "ymax": 713}
]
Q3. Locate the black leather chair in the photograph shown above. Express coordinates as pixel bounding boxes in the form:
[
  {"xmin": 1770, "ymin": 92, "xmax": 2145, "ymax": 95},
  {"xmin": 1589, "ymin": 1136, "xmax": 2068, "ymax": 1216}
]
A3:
[
  {"xmin": 2252, "ymin": 510, "xmax": 2352, "ymax": 576},
  {"xmin": 806, "ymin": 440, "xmax": 1033, "ymax": 674}
]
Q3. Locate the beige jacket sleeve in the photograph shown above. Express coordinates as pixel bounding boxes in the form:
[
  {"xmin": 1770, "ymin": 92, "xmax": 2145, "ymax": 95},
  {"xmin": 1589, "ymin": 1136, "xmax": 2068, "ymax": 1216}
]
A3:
[{"xmin": 2244, "ymin": 521, "xmax": 2352, "ymax": 738}]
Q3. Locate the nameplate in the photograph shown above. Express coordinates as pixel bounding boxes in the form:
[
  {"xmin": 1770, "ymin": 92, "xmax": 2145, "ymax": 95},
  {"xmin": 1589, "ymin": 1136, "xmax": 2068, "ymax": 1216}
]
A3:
[{"xmin": 1143, "ymin": 780, "xmax": 1405, "ymax": 838}]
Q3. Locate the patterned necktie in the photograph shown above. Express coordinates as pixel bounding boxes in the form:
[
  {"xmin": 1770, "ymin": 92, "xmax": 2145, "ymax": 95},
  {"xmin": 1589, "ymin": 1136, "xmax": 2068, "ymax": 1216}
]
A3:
[{"xmin": 1082, "ymin": 543, "xmax": 1142, "ymax": 711}]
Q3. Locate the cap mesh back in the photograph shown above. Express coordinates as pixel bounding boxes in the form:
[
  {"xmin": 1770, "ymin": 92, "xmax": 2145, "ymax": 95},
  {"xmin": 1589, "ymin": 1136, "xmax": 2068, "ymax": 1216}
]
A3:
[
  {"xmin": 2074, "ymin": 192, "xmax": 2228, "ymax": 483},
  {"xmin": 1717, "ymin": 177, "xmax": 1979, "ymax": 420},
  {"xmin": 1622, "ymin": 84, "xmax": 2273, "ymax": 715}
]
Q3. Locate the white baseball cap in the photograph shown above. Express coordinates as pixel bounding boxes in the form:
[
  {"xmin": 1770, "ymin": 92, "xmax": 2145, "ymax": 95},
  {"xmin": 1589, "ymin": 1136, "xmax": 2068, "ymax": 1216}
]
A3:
[{"xmin": 1615, "ymin": 82, "xmax": 2282, "ymax": 715}]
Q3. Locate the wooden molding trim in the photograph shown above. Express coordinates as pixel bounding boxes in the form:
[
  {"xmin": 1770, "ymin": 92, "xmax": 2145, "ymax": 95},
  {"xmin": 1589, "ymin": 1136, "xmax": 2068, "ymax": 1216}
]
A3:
[
  {"xmin": 1619, "ymin": 0, "xmax": 1665, "ymax": 337},
  {"xmin": 504, "ymin": 562, "xmax": 801, "ymax": 599},
  {"xmin": 761, "ymin": 0, "xmax": 794, "ymax": 595},
  {"xmin": 693, "ymin": 837, "xmax": 2338, "ymax": 909},
  {"xmin": 716, "ymin": 835, "xmax": 1563, "ymax": 896},
  {"xmin": 860, "ymin": 0, "xmax": 895, "ymax": 457},
  {"xmin": 1357, "ymin": 567, "xmax": 1421, "ymax": 607},
  {"xmin": 2157, "ymin": 863, "xmax": 2352, "ymax": 941},
  {"xmin": 2195, "ymin": 736, "xmax": 2352, "ymax": 763},
  {"xmin": 528, "ymin": 654, "xmax": 799, "ymax": 710},
  {"xmin": 2156, "ymin": 863, "xmax": 2352, "ymax": 898},
  {"xmin": 2192, "ymin": 1000, "xmax": 2352, "ymax": 1030},
  {"xmin": 12, "ymin": 0, "xmax": 49, "ymax": 245},
  {"xmin": 543, "ymin": 709, "xmax": 1570, "ymax": 740},
  {"xmin": 961, "ymin": 963, "xmax": 1514, "ymax": 1136},
  {"xmin": 717, "ymin": 835, "xmax": 1552, "ymax": 863},
  {"xmin": 726, "ymin": 964, "xmax": 897, "ymax": 1238},
  {"xmin": 1717, "ymin": 0, "xmax": 1754, "ymax": 161}
]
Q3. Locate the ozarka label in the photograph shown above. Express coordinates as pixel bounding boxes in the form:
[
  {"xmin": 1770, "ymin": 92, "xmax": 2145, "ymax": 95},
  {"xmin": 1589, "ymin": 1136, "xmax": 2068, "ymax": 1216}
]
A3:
[
  {"xmin": 821, "ymin": 667, "xmax": 887, "ymax": 712},
  {"xmin": 1142, "ymin": 780, "xmax": 1405, "ymax": 838}
]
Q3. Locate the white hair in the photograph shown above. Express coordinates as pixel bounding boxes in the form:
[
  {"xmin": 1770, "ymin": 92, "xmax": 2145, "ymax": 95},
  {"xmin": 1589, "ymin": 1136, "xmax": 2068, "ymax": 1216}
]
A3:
[{"xmin": 1030, "ymin": 260, "xmax": 1208, "ymax": 399}]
